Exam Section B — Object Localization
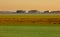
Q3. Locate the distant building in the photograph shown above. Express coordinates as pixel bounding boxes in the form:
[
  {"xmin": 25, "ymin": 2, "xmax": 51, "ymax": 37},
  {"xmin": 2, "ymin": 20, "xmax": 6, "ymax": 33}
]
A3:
[
  {"xmin": 16, "ymin": 10, "xmax": 26, "ymax": 14},
  {"xmin": 28, "ymin": 10, "xmax": 40, "ymax": 14}
]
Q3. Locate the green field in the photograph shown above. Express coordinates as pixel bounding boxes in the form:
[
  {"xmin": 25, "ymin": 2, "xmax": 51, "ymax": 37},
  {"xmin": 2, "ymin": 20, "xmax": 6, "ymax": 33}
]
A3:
[
  {"xmin": 0, "ymin": 14, "xmax": 60, "ymax": 18},
  {"xmin": 0, "ymin": 24, "xmax": 60, "ymax": 37}
]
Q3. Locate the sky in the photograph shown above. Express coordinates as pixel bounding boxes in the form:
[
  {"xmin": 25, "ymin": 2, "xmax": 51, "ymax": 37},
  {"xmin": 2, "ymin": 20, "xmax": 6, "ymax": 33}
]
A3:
[{"xmin": 0, "ymin": 0, "xmax": 60, "ymax": 11}]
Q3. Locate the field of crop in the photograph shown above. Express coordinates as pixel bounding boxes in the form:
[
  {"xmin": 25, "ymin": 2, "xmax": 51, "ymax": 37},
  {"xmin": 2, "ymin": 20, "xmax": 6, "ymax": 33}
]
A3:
[{"xmin": 0, "ymin": 14, "xmax": 60, "ymax": 25}]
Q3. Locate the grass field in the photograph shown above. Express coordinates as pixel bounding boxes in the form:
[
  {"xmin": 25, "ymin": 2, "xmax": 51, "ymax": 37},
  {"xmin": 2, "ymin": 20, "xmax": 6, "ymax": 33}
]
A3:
[
  {"xmin": 0, "ymin": 14, "xmax": 60, "ymax": 18},
  {"xmin": 0, "ymin": 24, "xmax": 60, "ymax": 37}
]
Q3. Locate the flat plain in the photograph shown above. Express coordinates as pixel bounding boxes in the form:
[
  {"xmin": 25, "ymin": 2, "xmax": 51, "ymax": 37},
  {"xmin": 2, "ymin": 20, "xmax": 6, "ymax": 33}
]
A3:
[{"xmin": 0, "ymin": 14, "xmax": 60, "ymax": 37}]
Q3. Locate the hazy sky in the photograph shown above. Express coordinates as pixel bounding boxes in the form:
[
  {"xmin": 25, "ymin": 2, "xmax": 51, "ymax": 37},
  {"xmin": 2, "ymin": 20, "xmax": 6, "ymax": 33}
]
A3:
[{"xmin": 0, "ymin": 0, "xmax": 60, "ymax": 11}]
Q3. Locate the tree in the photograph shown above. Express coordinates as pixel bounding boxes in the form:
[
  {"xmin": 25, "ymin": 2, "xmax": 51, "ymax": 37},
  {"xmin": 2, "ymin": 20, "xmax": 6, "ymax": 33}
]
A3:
[
  {"xmin": 28, "ymin": 10, "xmax": 40, "ymax": 14},
  {"xmin": 16, "ymin": 10, "xmax": 26, "ymax": 13},
  {"xmin": 44, "ymin": 10, "xmax": 49, "ymax": 14}
]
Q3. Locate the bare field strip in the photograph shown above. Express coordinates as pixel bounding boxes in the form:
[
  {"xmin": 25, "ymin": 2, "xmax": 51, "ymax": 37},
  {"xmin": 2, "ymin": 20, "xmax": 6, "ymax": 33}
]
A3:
[{"xmin": 0, "ymin": 14, "xmax": 60, "ymax": 25}]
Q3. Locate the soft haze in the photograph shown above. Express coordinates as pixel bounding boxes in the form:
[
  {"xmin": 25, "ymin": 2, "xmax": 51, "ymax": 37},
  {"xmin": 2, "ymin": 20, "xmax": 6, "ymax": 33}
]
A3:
[{"xmin": 0, "ymin": 0, "xmax": 60, "ymax": 11}]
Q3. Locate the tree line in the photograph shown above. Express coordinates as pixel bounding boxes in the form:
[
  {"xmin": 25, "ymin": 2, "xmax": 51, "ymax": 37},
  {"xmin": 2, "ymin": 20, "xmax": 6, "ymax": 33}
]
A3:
[{"xmin": 16, "ymin": 10, "xmax": 60, "ymax": 14}]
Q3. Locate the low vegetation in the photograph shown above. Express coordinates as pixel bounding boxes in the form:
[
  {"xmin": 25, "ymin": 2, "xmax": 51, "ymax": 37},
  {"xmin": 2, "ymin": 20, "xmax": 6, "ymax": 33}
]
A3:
[{"xmin": 0, "ymin": 14, "xmax": 60, "ymax": 25}]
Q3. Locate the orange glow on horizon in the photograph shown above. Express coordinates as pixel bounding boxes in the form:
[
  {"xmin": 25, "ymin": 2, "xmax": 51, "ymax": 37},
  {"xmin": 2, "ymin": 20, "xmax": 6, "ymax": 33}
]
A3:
[{"xmin": 0, "ymin": 0, "xmax": 60, "ymax": 11}]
